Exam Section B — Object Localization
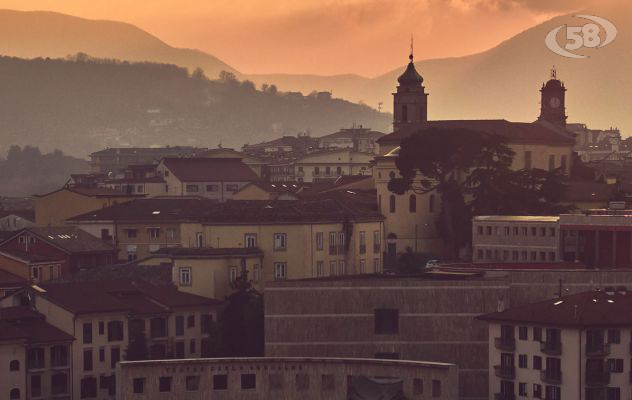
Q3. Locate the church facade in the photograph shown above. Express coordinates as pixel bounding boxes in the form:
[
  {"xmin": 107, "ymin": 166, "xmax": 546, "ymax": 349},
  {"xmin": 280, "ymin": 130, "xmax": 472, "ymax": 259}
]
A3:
[{"xmin": 374, "ymin": 57, "xmax": 576, "ymax": 261}]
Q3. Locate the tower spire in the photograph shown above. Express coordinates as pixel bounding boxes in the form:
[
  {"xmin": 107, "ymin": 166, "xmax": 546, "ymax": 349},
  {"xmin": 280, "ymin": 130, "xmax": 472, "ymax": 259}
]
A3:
[
  {"xmin": 551, "ymin": 65, "xmax": 557, "ymax": 80},
  {"xmin": 409, "ymin": 34, "xmax": 414, "ymax": 62}
]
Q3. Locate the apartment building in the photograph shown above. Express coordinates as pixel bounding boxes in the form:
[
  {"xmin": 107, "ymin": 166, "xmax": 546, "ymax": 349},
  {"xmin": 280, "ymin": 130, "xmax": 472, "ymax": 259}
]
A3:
[
  {"xmin": 269, "ymin": 149, "xmax": 374, "ymax": 183},
  {"xmin": 116, "ymin": 357, "xmax": 458, "ymax": 400},
  {"xmin": 1, "ymin": 279, "xmax": 221, "ymax": 400},
  {"xmin": 0, "ymin": 306, "xmax": 74, "ymax": 400},
  {"xmin": 0, "ymin": 248, "xmax": 64, "ymax": 283},
  {"xmin": 156, "ymin": 157, "xmax": 258, "ymax": 201},
  {"xmin": 317, "ymin": 126, "xmax": 384, "ymax": 154},
  {"xmin": 198, "ymin": 148, "xmax": 267, "ymax": 178},
  {"xmin": 478, "ymin": 288, "xmax": 632, "ymax": 400},
  {"xmin": 472, "ymin": 216, "xmax": 561, "ymax": 263}
]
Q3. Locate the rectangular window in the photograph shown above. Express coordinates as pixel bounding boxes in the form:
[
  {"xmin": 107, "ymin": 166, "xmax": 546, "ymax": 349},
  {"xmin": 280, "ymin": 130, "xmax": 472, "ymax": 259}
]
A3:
[
  {"xmin": 80, "ymin": 377, "xmax": 97, "ymax": 399},
  {"xmin": 413, "ymin": 379, "xmax": 423, "ymax": 395},
  {"xmin": 274, "ymin": 263, "xmax": 287, "ymax": 280},
  {"xmin": 316, "ymin": 261, "xmax": 324, "ymax": 277},
  {"xmin": 359, "ymin": 231, "xmax": 366, "ymax": 254},
  {"xmin": 99, "ymin": 347, "xmax": 105, "ymax": 362},
  {"xmin": 330, "ymin": 261, "xmax": 337, "ymax": 275},
  {"xmin": 253, "ymin": 264, "xmax": 260, "ymax": 282},
  {"xmin": 315, "ymin": 232, "xmax": 323, "ymax": 250},
  {"xmin": 125, "ymin": 228, "xmax": 137, "ymax": 238},
  {"xmin": 518, "ymin": 354, "xmax": 528, "ymax": 368},
  {"xmin": 226, "ymin": 184, "xmax": 239, "ymax": 192},
  {"xmin": 533, "ymin": 355, "xmax": 542, "ymax": 370},
  {"xmin": 519, "ymin": 382, "xmax": 528, "ymax": 396},
  {"xmin": 83, "ymin": 323, "xmax": 92, "ymax": 344},
  {"xmin": 524, "ymin": 151, "xmax": 532, "ymax": 169},
  {"xmin": 607, "ymin": 358, "xmax": 624, "ymax": 373},
  {"xmin": 374, "ymin": 309, "xmax": 399, "ymax": 334},
  {"xmin": 360, "ymin": 259, "xmax": 366, "ymax": 273},
  {"xmin": 159, "ymin": 377, "xmax": 172, "ymax": 392},
  {"xmin": 107, "ymin": 320, "xmax": 124, "ymax": 342},
  {"xmin": 213, "ymin": 374, "xmax": 228, "ymax": 390},
  {"xmin": 186, "ymin": 184, "xmax": 199, "ymax": 192},
  {"xmin": 190, "ymin": 339, "xmax": 196, "ymax": 354},
  {"xmin": 176, "ymin": 316, "xmax": 184, "ymax": 336},
  {"xmin": 518, "ymin": 326, "xmax": 528, "ymax": 340},
  {"xmin": 607, "ymin": 387, "xmax": 621, "ymax": 400},
  {"xmin": 148, "ymin": 228, "xmax": 160, "ymax": 239},
  {"xmin": 374, "ymin": 258, "xmax": 381, "ymax": 273},
  {"xmin": 607, "ymin": 329, "xmax": 621, "ymax": 344},
  {"xmin": 179, "ymin": 267, "xmax": 192, "ymax": 286},
  {"xmin": 533, "ymin": 384, "xmax": 542, "ymax": 399},
  {"xmin": 373, "ymin": 230, "xmax": 381, "ymax": 253},
  {"xmin": 206, "ymin": 184, "xmax": 218, "ymax": 192},
  {"xmin": 230, "ymin": 266, "xmax": 238, "ymax": 283},
  {"xmin": 338, "ymin": 260, "xmax": 346, "ymax": 275},
  {"xmin": 133, "ymin": 378, "xmax": 145, "ymax": 394},
  {"xmin": 166, "ymin": 228, "xmax": 176, "ymax": 240},
  {"xmin": 545, "ymin": 385, "xmax": 561, "ymax": 400},
  {"xmin": 187, "ymin": 315, "xmax": 195, "ymax": 328},
  {"xmin": 245, "ymin": 233, "xmax": 257, "ymax": 248},
  {"xmin": 329, "ymin": 232, "xmax": 337, "ymax": 255},
  {"xmin": 241, "ymin": 374, "xmax": 256, "ymax": 389},
  {"xmin": 274, "ymin": 233, "xmax": 287, "ymax": 250},
  {"xmin": 533, "ymin": 327, "xmax": 542, "ymax": 341},
  {"xmin": 51, "ymin": 345, "xmax": 69, "ymax": 367},
  {"xmin": 98, "ymin": 321, "xmax": 104, "ymax": 335},
  {"xmin": 338, "ymin": 232, "xmax": 345, "ymax": 254},
  {"xmin": 110, "ymin": 347, "xmax": 120, "ymax": 369},
  {"xmin": 186, "ymin": 376, "xmax": 200, "ymax": 391},
  {"xmin": 83, "ymin": 349, "xmax": 93, "ymax": 371}
]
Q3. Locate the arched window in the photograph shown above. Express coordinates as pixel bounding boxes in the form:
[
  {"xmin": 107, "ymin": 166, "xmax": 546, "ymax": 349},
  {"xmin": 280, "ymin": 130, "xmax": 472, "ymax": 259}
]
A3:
[
  {"xmin": 429, "ymin": 194, "xmax": 435, "ymax": 213},
  {"xmin": 9, "ymin": 360, "xmax": 19, "ymax": 371},
  {"xmin": 402, "ymin": 105, "xmax": 408, "ymax": 122},
  {"xmin": 10, "ymin": 388, "xmax": 20, "ymax": 399},
  {"xmin": 409, "ymin": 194, "xmax": 417, "ymax": 213},
  {"xmin": 389, "ymin": 195, "xmax": 396, "ymax": 213}
]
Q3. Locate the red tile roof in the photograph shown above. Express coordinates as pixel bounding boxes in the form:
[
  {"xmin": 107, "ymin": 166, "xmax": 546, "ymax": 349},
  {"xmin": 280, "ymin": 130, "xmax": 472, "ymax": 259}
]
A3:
[
  {"xmin": 2, "ymin": 227, "xmax": 116, "ymax": 255},
  {"xmin": 161, "ymin": 157, "xmax": 259, "ymax": 182},
  {"xmin": 478, "ymin": 289, "xmax": 632, "ymax": 327},
  {"xmin": 377, "ymin": 120, "xmax": 575, "ymax": 146}
]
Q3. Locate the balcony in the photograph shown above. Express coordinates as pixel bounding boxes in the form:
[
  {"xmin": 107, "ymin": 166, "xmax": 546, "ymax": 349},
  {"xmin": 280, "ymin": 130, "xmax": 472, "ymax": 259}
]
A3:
[
  {"xmin": 540, "ymin": 369, "xmax": 562, "ymax": 384},
  {"xmin": 585, "ymin": 343, "xmax": 610, "ymax": 357},
  {"xmin": 494, "ymin": 365, "xmax": 515, "ymax": 379},
  {"xmin": 585, "ymin": 371, "xmax": 610, "ymax": 387},
  {"xmin": 494, "ymin": 393, "xmax": 516, "ymax": 400},
  {"xmin": 494, "ymin": 337, "xmax": 516, "ymax": 351},
  {"xmin": 540, "ymin": 340, "xmax": 562, "ymax": 355}
]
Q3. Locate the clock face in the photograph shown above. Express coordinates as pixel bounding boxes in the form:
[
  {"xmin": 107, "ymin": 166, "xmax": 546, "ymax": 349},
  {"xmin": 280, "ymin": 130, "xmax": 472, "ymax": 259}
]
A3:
[{"xmin": 549, "ymin": 97, "xmax": 561, "ymax": 108}]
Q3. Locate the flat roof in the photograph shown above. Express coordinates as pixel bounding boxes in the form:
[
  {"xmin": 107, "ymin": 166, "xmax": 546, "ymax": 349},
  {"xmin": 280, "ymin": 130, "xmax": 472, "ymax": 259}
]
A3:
[{"xmin": 474, "ymin": 216, "xmax": 559, "ymax": 222}]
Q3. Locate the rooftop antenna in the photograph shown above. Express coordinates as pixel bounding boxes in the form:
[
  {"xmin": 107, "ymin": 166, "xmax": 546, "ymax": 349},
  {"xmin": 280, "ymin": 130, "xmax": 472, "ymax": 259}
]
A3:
[{"xmin": 551, "ymin": 65, "xmax": 557, "ymax": 80}]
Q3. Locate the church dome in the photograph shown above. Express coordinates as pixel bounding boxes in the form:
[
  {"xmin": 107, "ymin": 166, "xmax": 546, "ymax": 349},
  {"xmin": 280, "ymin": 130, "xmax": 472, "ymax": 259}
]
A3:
[
  {"xmin": 543, "ymin": 78, "xmax": 564, "ymax": 89},
  {"xmin": 397, "ymin": 61, "xmax": 424, "ymax": 86}
]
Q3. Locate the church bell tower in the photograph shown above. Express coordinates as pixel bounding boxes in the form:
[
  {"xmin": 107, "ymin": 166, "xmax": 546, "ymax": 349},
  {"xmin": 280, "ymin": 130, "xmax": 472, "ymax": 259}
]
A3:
[
  {"xmin": 538, "ymin": 66, "xmax": 567, "ymax": 127},
  {"xmin": 393, "ymin": 40, "xmax": 428, "ymax": 131}
]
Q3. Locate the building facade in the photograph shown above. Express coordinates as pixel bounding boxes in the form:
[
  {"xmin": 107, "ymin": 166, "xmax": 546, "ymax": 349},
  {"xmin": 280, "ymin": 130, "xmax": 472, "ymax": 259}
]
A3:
[{"xmin": 89, "ymin": 147, "xmax": 204, "ymax": 174}]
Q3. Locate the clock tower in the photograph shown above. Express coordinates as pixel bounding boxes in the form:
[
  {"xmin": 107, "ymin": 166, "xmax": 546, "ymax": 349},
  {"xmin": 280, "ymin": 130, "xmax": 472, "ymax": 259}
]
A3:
[
  {"xmin": 393, "ymin": 44, "xmax": 428, "ymax": 131},
  {"xmin": 538, "ymin": 66, "xmax": 567, "ymax": 127}
]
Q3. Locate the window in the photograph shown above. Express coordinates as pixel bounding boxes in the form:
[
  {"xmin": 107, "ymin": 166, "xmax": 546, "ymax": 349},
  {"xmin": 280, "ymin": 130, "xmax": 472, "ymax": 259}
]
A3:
[
  {"xmin": 533, "ymin": 327, "xmax": 542, "ymax": 341},
  {"xmin": 27, "ymin": 347, "xmax": 44, "ymax": 370},
  {"xmin": 413, "ymin": 379, "xmax": 423, "ymax": 395},
  {"xmin": 9, "ymin": 360, "xmax": 19, "ymax": 371},
  {"xmin": 99, "ymin": 348, "xmax": 105, "ymax": 362},
  {"xmin": 296, "ymin": 374, "xmax": 309, "ymax": 390},
  {"xmin": 159, "ymin": 377, "xmax": 172, "ymax": 392},
  {"xmin": 10, "ymin": 388, "xmax": 20, "ymax": 400},
  {"xmin": 80, "ymin": 377, "xmax": 97, "ymax": 398},
  {"xmin": 315, "ymin": 232, "xmax": 323, "ymax": 250},
  {"xmin": 98, "ymin": 321, "xmax": 104, "ymax": 335},
  {"xmin": 241, "ymin": 374, "xmax": 256, "ymax": 390},
  {"xmin": 429, "ymin": 194, "xmax": 435, "ymax": 213},
  {"xmin": 322, "ymin": 374, "xmax": 335, "ymax": 391},
  {"xmin": 213, "ymin": 374, "xmax": 228, "ymax": 390},
  {"xmin": 201, "ymin": 314, "xmax": 213, "ymax": 334},
  {"xmin": 269, "ymin": 374, "xmax": 283, "ymax": 390},
  {"xmin": 245, "ymin": 233, "xmax": 257, "ymax": 248},
  {"xmin": 389, "ymin": 195, "xmax": 396, "ymax": 213},
  {"xmin": 186, "ymin": 376, "xmax": 200, "ymax": 391},
  {"xmin": 107, "ymin": 321, "xmax": 124, "ymax": 342},
  {"xmin": 31, "ymin": 266, "xmax": 41, "ymax": 280},
  {"xmin": 409, "ymin": 194, "xmax": 416, "ymax": 212},
  {"xmin": 431, "ymin": 380, "xmax": 441, "ymax": 397},
  {"xmin": 316, "ymin": 261, "xmax": 324, "ymax": 277},
  {"xmin": 51, "ymin": 373, "xmax": 68, "ymax": 395},
  {"xmin": 607, "ymin": 358, "xmax": 624, "ymax": 373},
  {"xmin": 531, "ymin": 227, "xmax": 537, "ymax": 236},
  {"xmin": 533, "ymin": 384, "xmax": 542, "ymax": 399},
  {"xmin": 50, "ymin": 345, "xmax": 68, "ymax": 367},
  {"xmin": 175, "ymin": 341, "xmax": 185, "ymax": 358},
  {"xmin": 110, "ymin": 348, "xmax": 120, "ymax": 369},
  {"xmin": 314, "ymin": 166, "xmax": 320, "ymax": 175},
  {"xmin": 607, "ymin": 329, "xmax": 620, "ymax": 344},
  {"xmin": 186, "ymin": 184, "xmax": 199, "ymax": 192},
  {"xmin": 31, "ymin": 375, "xmax": 41, "ymax": 397},
  {"xmin": 329, "ymin": 232, "xmax": 337, "ymax": 254},
  {"xmin": 330, "ymin": 261, "xmax": 337, "ymax": 275},
  {"xmin": 359, "ymin": 231, "xmax": 366, "ymax": 254},
  {"xmin": 196, "ymin": 232, "xmax": 204, "ymax": 248},
  {"xmin": 125, "ymin": 228, "xmax": 137, "ymax": 238},
  {"xmin": 226, "ymin": 184, "xmax": 239, "ymax": 192},
  {"xmin": 274, "ymin": 233, "xmax": 287, "ymax": 250},
  {"xmin": 338, "ymin": 261, "xmax": 346, "ymax": 275},
  {"xmin": 518, "ymin": 354, "xmax": 528, "ymax": 368},
  {"xmin": 147, "ymin": 228, "xmax": 160, "ymax": 239},
  {"xmin": 533, "ymin": 356, "xmax": 542, "ymax": 370},
  {"xmin": 166, "ymin": 228, "xmax": 176, "ymax": 240},
  {"xmin": 187, "ymin": 315, "xmax": 195, "ymax": 328},
  {"xmin": 549, "ymin": 227, "xmax": 556, "ymax": 236},
  {"xmin": 83, "ymin": 349, "xmax": 93, "ymax": 371},
  {"xmin": 190, "ymin": 339, "xmax": 196, "ymax": 354},
  {"xmin": 545, "ymin": 385, "xmax": 561, "ymax": 400},
  {"xmin": 374, "ymin": 309, "xmax": 399, "ymax": 334},
  {"xmin": 338, "ymin": 232, "xmax": 345, "ymax": 254},
  {"xmin": 325, "ymin": 166, "xmax": 331, "ymax": 176},
  {"xmin": 253, "ymin": 264, "xmax": 260, "ymax": 282},
  {"xmin": 548, "ymin": 154, "xmax": 555, "ymax": 170},
  {"xmin": 150, "ymin": 317, "xmax": 167, "ymax": 338},
  {"xmin": 519, "ymin": 382, "xmax": 528, "ymax": 396},
  {"xmin": 133, "ymin": 378, "xmax": 144, "ymax": 394},
  {"xmin": 373, "ymin": 230, "xmax": 381, "ymax": 253},
  {"xmin": 206, "ymin": 184, "xmax": 218, "ymax": 192},
  {"xmin": 518, "ymin": 326, "xmax": 528, "ymax": 340},
  {"xmin": 360, "ymin": 259, "xmax": 366, "ymax": 273},
  {"xmin": 179, "ymin": 267, "xmax": 192, "ymax": 286},
  {"xmin": 524, "ymin": 151, "xmax": 532, "ymax": 169},
  {"xmin": 607, "ymin": 387, "xmax": 621, "ymax": 400},
  {"xmin": 176, "ymin": 316, "xmax": 185, "ymax": 336},
  {"xmin": 513, "ymin": 227, "xmax": 519, "ymax": 235},
  {"xmin": 374, "ymin": 258, "xmax": 381, "ymax": 273}
]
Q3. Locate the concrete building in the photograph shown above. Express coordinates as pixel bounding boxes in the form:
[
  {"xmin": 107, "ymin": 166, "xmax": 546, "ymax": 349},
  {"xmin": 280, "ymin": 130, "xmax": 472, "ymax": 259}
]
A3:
[
  {"xmin": 116, "ymin": 357, "xmax": 458, "ymax": 400},
  {"xmin": 156, "ymin": 158, "xmax": 259, "ymax": 201},
  {"xmin": 472, "ymin": 216, "xmax": 561, "ymax": 263},
  {"xmin": 1, "ymin": 279, "xmax": 222, "ymax": 400},
  {"xmin": 264, "ymin": 268, "xmax": 632, "ymax": 400},
  {"xmin": 89, "ymin": 147, "xmax": 204, "ymax": 174},
  {"xmin": 479, "ymin": 288, "xmax": 632, "ymax": 400}
]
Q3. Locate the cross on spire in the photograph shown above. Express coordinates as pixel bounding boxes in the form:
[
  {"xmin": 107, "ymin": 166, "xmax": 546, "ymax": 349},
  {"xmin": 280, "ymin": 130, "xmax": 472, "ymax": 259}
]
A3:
[{"xmin": 551, "ymin": 65, "xmax": 557, "ymax": 80}]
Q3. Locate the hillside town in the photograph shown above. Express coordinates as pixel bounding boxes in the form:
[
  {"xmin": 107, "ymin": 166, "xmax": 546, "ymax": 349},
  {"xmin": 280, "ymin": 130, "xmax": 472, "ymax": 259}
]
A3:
[{"xmin": 1, "ymin": 49, "xmax": 631, "ymax": 400}]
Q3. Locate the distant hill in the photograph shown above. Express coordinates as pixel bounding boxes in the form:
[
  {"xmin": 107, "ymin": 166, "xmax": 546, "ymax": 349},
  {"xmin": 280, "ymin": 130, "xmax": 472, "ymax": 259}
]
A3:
[
  {"xmin": 247, "ymin": 3, "xmax": 632, "ymax": 135},
  {"xmin": 0, "ymin": 9, "xmax": 237, "ymax": 79},
  {"xmin": 0, "ymin": 146, "xmax": 88, "ymax": 197},
  {"xmin": 0, "ymin": 56, "xmax": 391, "ymax": 157}
]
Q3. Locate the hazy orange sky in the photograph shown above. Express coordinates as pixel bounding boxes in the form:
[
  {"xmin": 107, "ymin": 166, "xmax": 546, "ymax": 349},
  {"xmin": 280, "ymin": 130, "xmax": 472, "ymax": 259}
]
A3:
[{"xmin": 0, "ymin": 0, "xmax": 594, "ymax": 76}]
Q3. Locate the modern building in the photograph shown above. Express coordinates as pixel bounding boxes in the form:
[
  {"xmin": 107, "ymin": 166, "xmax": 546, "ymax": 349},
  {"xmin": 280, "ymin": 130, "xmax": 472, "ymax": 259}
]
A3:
[
  {"xmin": 0, "ymin": 227, "xmax": 117, "ymax": 276},
  {"xmin": 478, "ymin": 288, "xmax": 632, "ymax": 400},
  {"xmin": 1, "ymin": 279, "xmax": 222, "ymax": 400},
  {"xmin": 472, "ymin": 216, "xmax": 561, "ymax": 263},
  {"xmin": 373, "ymin": 58, "xmax": 575, "ymax": 259},
  {"xmin": 156, "ymin": 158, "xmax": 259, "ymax": 201},
  {"xmin": 89, "ymin": 147, "xmax": 204, "ymax": 174},
  {"xmin": 116, "ymin": 357, "xmax": 458, "ymax": 400}
]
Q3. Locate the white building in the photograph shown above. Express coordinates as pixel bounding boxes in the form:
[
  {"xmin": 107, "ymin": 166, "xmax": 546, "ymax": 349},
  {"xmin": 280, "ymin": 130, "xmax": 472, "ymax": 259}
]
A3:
[{"xmin": 479, "ymin": 288, "xmax": 632, "ymax": 400}]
